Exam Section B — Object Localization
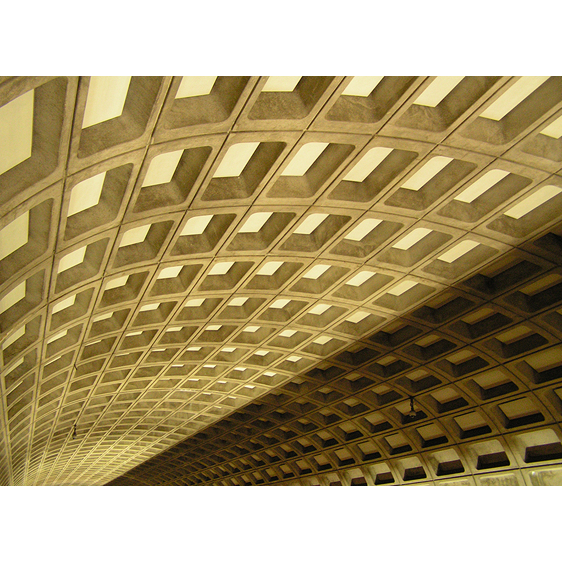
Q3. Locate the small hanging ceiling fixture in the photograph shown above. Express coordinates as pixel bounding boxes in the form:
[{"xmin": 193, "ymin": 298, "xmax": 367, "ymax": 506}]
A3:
[{"xmin": 407, "ymin": 396, "xmax": 417, "ymax": 419}]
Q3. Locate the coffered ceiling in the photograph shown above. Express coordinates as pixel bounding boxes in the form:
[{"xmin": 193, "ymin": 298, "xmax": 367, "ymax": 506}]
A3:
[{"xmin": 1, "ymin": 76, "xmax": 562, "ymax": 486}]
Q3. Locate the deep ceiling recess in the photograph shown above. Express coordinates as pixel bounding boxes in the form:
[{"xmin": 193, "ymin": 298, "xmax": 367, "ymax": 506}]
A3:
[{"xmin": 1, "ymin": 76, "xmax": 562, "ymax": 486}]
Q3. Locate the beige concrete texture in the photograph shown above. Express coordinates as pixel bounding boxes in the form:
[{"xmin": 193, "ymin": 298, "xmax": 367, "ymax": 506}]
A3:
[{"xmin": 0, "ymin": 76, "xmax": 562, "ymax": 486}]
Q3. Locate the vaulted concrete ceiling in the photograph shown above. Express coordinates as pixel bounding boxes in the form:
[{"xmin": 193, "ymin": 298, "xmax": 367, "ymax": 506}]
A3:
[{"xmin": 1, "ymin": 76, "xmax": 562, "ymax": 486}]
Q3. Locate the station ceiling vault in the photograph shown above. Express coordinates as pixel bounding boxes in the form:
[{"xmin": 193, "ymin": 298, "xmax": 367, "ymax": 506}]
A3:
[{"xmin": 1, "ymin": 76, "xmax": 562, "ymax": 486}]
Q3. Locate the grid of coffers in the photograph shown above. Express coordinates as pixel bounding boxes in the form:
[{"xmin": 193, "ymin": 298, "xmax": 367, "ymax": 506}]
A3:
[{"xmin": 1, "ymin": 76, "xmax": 562, "ymax": 486}]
